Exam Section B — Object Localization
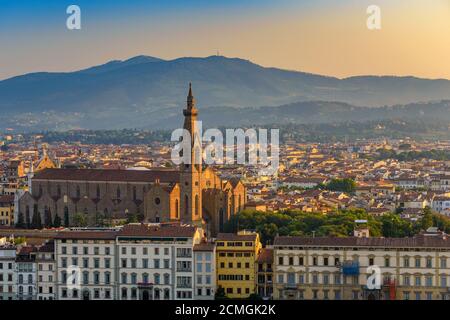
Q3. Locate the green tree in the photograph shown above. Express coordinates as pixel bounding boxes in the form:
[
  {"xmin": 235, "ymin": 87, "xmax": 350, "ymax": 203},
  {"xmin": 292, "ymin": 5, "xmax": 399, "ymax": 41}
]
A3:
[
  {"xmin": 16, "ymin": 212, "xmax": 26, "ymax": 228},
  {"xmin": 72, "ymin": 213, "xmax": 88, "ymax": 227},
  {"xmin": 31, "ymin": 211, "xmax": 42, "ymax": 229},
  {"xmin": 421, "ymin": 207, "xmax": 434, "ymax": 230},
  {"xmin": 323, "ymin": 178, "xmax": 356, "ymax": 193},
  {"xmin": 64, "ymin": 211, "xmax": 70, "ymax": 227},
  {"xmin": 215, "ymin": 286, "xmax": 229, "ymax": 300},
  {"xmin": 53, "ymin": 213, "xmax": 62, "ymax": 228},
  {"xmin": 126, "ymin": 212, "xmax": 139, "ymax": 224}
]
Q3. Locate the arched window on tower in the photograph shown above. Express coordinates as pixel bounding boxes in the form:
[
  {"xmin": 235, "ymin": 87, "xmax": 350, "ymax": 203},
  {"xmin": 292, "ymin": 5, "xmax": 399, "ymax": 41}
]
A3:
[
  {"xmin": 184, "ymin": 195, "xmax": 189, "ymax": 217},
  {"xmin": 238, "ymin": 194, "xmax": 242, "ymax": 212},
  {"xmin": 175, "ymin": 199, "xmax": 179, "ymax": 219}
]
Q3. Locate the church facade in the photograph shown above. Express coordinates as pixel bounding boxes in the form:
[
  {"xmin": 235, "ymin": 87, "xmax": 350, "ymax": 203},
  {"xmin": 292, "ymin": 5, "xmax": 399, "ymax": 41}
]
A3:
[{"xmin": 17, "ymin": 85, "xmax": 246, "ymax": 235}]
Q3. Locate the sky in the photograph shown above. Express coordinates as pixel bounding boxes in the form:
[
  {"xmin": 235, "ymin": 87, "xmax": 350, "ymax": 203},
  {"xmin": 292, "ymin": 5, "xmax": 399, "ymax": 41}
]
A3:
[{"xmin": 0, "ymin": 0, "xmax": 449, "ymax": 80}]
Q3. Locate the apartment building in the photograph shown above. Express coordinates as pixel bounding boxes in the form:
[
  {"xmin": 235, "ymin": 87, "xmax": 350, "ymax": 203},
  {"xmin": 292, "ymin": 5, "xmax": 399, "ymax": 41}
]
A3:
[
  {"xmin": 16, "ymin": 246, "xmax": 37, "ymax": 300},
  {"xmin": 0, "ymin": 245, "xmax": 16, "ymax": 300},
  {"xmin": 0, "ymin": 194, "xmax": 14, "ymax": 226},
  {"xmin": 36, "ymin": 241, "xmax": 56, "ymax": 300},
  {"xmin": 431, "ymin": 196, "xmax": 450, "ymax": 216},
  {"xmin": 193, "ymin": 242, "xmax": 216, "ymax": 300},
  {"xmin": 273, "ymin": 234, "xmax": 450, "ymax": 300},
  {"xmin": 257, "ymin": 248, "xmax": 273, "ymax": 299},
  {"xmin": 54, "ymin": 229, "xmax": 117, "ymax": 300},
  {"xmin": 116, "ymin": 223, "xmax": 202, "ymax": 300},
  {"xmin": 216, "ymin": 231, "xmax": 262, "ymax": 298}
]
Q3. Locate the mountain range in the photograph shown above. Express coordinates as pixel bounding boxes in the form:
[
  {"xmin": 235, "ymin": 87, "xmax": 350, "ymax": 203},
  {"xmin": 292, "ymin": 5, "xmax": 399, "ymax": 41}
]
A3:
[{"xmin": 1, "ymin": 55, "xmax": 450, "ymax": 131}]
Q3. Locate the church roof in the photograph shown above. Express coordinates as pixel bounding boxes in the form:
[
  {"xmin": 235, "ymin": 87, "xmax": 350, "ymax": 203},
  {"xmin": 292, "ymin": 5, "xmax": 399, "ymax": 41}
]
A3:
[{"xmin": 33, "ymin": 168, "xmax": 180, "ymax": 183}]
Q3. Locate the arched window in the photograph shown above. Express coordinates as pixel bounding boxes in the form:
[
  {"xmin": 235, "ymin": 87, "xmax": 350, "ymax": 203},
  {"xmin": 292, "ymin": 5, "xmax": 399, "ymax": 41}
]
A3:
[
  {"xmin": 164, "ymin": 273, "xmax": 170, "ymax": 285},
  {"xmin": 28, "ymin": 274, "xmax": 32, "ymax": 284},
  {"xmin": 154, "ymin": 273, "xmax": 160, "ymax": 285},
  {"xmin": 121, "ymin": 287, "xmax": 128, "ymax": 299},
  {"xmin": 18, "ymin": 275, "xmax": 23, "ymax": 284},
  {"xmin": 175, "ymin": 199, "xmax": 179, "ymax": 219},
  {"xmin": 184, "ymin": 195, "xmax": 189, "ymax": 217},
  {"xmin": 143, "ymin": 273, "xmax": 149, "ymax": 284},
  {"xmin": 96, "ymin": 185, "xmax": 100, "ymax": 198},
  {"xmin": 57, "ymin": 185, "xmax": 61, "ymax": 197},
  {"xmin": 154, "ymin": 288, "xmax": 160, "ymax": 300},
  {"xmin": 164, "ymin": 288, "xmax": 170, "ymax": 300},
  {"xmin": 133, "ymin": 186, "xmax": 137, "ymax": 201},
  {"xmin": 116, "ymin": 187, "xmax": 121, "ymax": 199},
  {"xmin": 76, "ymin": 186, "xmax": 80, "ymax": 198},
  {"xmin": 195, "ymin": 195, "xmax": 199, "ymax": 217},
  {"xmin": 238, "ymin": 194, "xmax": 242, "ymax": 211}
]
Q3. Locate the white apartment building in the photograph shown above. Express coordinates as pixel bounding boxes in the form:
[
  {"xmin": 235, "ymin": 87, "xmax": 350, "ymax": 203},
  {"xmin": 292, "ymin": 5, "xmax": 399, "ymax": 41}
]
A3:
[
  {"xmin": 431, "ymin": 196, "xmax": 450, "ymax": 216},
  {"xmin": 16, "ymin": 246, "xmax": 37, "ymax": 300},
  {"xmin": 36, "ymin": 241, "xmax": 56, "ymax": 300},
  {"xmin": 116, "ymin": 224, "xmax": 202, "ymax": 300},
  {"xmin": 193, "ymin": 242, "xmax": 216, "ymax": 300},
  {"xmin": 273, "ymin": 234, "xmax": 450, "ymax": 300},
  {"xmin": 54, "ymin": 230, "xmax": 117, "ymax": 300},
  {"xmin": 0, "ymin": 245, "xmax": 16, "ymax": 300}
]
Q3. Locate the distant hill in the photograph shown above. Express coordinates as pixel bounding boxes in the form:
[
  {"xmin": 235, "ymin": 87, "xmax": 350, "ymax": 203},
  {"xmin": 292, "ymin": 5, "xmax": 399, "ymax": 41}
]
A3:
[{"xmin": 1, "ymin": 55, "xmax": 450, "ymax": 130}]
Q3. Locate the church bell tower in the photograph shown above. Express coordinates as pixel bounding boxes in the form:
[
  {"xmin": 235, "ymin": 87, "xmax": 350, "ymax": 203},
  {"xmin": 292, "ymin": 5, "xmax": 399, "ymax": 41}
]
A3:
[{"xmin": 180, "ymin": 83, "xmax": 203, "ymax": 226}]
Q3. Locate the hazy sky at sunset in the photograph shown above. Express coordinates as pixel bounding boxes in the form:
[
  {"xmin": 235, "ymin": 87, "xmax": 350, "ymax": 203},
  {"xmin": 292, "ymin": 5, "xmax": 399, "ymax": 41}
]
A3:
[{"xmin": 1, "ymin": 0, "xmax": 449, "ymax": 80}]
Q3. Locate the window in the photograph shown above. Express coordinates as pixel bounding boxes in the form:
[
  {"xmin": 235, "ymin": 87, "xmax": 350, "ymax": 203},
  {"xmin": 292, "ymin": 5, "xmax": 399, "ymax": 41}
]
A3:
[
  {"xmin": 83, "ymin": 272, "xmax": 89, "ymax": 285},
  {"xmin": 299, "ymin": 257, "xmax": 304, "ymax": 266},
  {"xmin": 324, "ymin": 257, "xmax": 329, "ymax": 266},
  {"xmin": 278, "ymin": 257, "xmax": 283, "ymax": 265},
  {"xmin": 164, "ymin": 273, "xmax": 170, "ymax": 285},
  {"xmin": 94, "ymin": 272, "xmax": 100, "ymax": 285},
  {"xmin": 312, "ymin": 257, "xmax": 318, "ymax": 266},
  {"xmin": 403, "ymin": 257, "xmax": 410, "ymax": 267},
  {"xmin": 440, "ymin": 275, "xmax": 447, "ymax": 288},
  {"xmin": 384, "ymin": 257, "xmax": 390, "ymax": 267},
  {"xmin": 440, "ymin": 257, "xmax": 447, "ymax": 269},
  {"xmin": 121, "ymin": 288, "xmax": 127, "ymax": 299},
  {"xmin": 369, "ymin": 257, "xmax": 374, "ymax": 266},
  {"xmin": 415, "ymin": 258, "xmax": 421, "ymax": 268},
  {"xmin": 426, "ymin": 257, "xmax": 433, "ymax": 268},
  {"xmin": 121, "ymin": 273, "xmax": 127, "ymax": 284},
  {"xmin": 415, "ymin": 276, "xmax": 421, "ymax": 286},
  {"xmin": 289, "ymin": 257, "xmax": 294, "ymax": 265},
  {"xmin": 425, "ymin": 275, "xmax": 433, "ymax": 287}
]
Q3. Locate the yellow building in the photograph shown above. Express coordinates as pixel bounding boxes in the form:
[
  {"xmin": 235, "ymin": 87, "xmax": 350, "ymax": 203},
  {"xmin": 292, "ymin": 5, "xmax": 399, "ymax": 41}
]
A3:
[
  {"xmin": 216, "ymin": 231, "xmax": 262, "ymax": 298},
  {"xmin": 0, "ymin": 195, "xmax": 15, "ymax": 226}
]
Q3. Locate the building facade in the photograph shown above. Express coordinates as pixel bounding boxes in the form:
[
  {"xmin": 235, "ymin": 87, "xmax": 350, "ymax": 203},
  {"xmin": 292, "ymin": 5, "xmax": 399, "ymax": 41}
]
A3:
[
  {"xmin": 117, "ymin": 223, "xmax": 202, "ymax": 300},
  {"xmin": 36, "ymin": 241, "xmax": 56, "ymax": 300},
  {"xmin": 273, "ymin": 234, "xmax": 450, "ymax": 300},
  {"xmin": 193, "ymin": 242, "xmax": 216, "ymax": 300},
  {"xmin": 54, "ymin": 230, "xmax": 117, "ymax": 300},
  {"xmin": 216, "ymin": 231, "xmax": 262, "ymax": 298},
  {"xmin": 0, "ymin": 245, "xmax": 16, "ymax": 300}
]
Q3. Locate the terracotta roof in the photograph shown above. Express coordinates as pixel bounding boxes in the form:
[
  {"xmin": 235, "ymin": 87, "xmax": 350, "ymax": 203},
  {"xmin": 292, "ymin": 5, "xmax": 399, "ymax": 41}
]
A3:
[
  {"xmin": 217, "ymin": 233, "xmax": 258, "ymax": 241},
  {"xmin": 0, "ymin": 195, "xmax": 14, "ymax": 204},
  {"xmin": 257, "ymin": 248, "xmax": 273, "ymax": 264},
  {"xmin": 33, "ymin": 168, "xmax": 179, "ymax": 183},
  {"xmin": 194, "ymin": 243, "xmax": 215, "ymax": 251},
  {"xmin": 118, "ymin": 223, "xmax": 197, "ymax": 238},
  {"xmin": 274, "ymin": 235, "xmax": 450, "ymax": 248},
  {"xmin": 54, "ymin": 230, "xmax": 117, "ymax": 240}
]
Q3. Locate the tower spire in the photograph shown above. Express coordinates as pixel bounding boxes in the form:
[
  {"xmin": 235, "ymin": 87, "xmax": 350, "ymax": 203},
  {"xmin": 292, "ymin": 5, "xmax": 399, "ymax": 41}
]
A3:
[{"xmin": 187, "ymin": 82, "xmax": 196, "ymax": 110}]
